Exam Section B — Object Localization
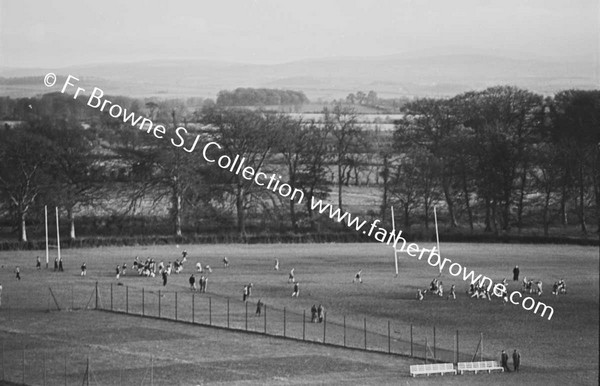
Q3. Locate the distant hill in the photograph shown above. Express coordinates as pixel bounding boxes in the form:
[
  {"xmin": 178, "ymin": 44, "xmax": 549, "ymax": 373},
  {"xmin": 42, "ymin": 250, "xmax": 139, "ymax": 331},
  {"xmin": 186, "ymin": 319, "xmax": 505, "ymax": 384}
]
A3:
[{"xmin": 0, "ymin": 52, "xmax": 597, "ymax": 99}]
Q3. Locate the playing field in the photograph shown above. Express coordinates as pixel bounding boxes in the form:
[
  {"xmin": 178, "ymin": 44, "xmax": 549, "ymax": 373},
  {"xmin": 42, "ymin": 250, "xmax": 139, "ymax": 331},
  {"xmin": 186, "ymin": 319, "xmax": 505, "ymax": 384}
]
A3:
[{"xmin": 0, "ymin": 242, "xmax": 598, "ymax": 385}]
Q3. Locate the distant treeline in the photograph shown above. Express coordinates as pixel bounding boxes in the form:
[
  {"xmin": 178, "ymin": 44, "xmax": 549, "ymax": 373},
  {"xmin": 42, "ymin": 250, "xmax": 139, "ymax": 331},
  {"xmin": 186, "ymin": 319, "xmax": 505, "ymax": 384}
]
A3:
[
  {"xmin": 0, "ymin": 86, "xmax": 598, "ymax": 245},
  {"xmin": 216, "ymin": 88, "xmax": 309, "ymax": 106}
]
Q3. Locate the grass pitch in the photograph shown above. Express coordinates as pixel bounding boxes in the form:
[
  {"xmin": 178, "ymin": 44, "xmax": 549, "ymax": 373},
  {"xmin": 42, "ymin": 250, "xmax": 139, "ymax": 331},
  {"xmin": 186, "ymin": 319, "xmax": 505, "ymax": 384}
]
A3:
[{"xmin": 0, "ymin": 242, "xmax": 597, "ymax": 385}]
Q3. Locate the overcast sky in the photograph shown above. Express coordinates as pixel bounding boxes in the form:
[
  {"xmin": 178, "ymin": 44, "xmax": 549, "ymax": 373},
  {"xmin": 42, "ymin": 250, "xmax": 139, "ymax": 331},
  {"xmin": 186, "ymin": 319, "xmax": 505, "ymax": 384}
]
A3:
[{"xmin": 1, "ymin": 0, "xmax": 598, "ymax": 68}]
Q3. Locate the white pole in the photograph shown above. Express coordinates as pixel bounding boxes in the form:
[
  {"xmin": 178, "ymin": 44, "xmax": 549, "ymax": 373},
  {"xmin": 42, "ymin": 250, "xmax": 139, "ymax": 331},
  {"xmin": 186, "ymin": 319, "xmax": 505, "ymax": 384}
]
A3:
[
  {"xmin": 45, "ymin": 205, "xmax": 49, "ymax": 268},
  {"xmin": 391, "ymin": 206, "xmax": 398, "ymax": 276},
  {"xmin": 434, "ymin": 206, "xmax": 441, "ymax": 273},
  {"xmin": 55, "ymin": 207, "xmax": 61, "ymax": 262}
]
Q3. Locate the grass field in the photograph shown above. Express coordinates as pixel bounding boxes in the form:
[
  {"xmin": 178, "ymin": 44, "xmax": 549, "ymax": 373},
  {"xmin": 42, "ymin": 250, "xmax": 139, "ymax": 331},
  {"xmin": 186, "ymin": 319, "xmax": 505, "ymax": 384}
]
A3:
[{"xmin": 0, "ymin": 242, "xmax": 598, "ymax": 385}]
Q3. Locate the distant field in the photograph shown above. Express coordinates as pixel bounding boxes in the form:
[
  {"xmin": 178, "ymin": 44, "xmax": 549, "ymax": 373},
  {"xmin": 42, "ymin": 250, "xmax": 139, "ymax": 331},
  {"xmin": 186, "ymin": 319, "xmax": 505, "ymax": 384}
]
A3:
[{"xmin": 0, "ymin": 242, "xmax": 598, "ymax": 385}]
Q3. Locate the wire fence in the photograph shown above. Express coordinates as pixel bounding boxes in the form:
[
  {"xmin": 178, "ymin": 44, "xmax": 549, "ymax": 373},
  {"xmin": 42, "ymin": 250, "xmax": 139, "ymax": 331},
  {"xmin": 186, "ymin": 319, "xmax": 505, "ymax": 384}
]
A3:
[
  {"xmin": 0, "ymin": 282, "xmax": 494, "ymax": 385},
  {"xmin": 91, "ymin": 282, "xmax": 489, "ymax": 363}
]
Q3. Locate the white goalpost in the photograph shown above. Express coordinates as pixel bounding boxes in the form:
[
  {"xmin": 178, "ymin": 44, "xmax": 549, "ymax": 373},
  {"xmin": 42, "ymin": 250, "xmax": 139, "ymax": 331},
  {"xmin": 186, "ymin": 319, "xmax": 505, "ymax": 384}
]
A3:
[
  {"xmin": 45, "ymin": 205, "xmax": 61, "ymax": 268},
  {"xmin": 391, "ymin": 206, "xmax": 399, "ymax": 277},
  {"xmin": 390, "ymin": 205, "xmax": 443, "ymax": 277}
]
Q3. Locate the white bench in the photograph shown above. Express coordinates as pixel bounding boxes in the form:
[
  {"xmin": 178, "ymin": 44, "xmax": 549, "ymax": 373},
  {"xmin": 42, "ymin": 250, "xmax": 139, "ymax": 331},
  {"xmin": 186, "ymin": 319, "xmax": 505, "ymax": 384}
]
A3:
[
  {"xmin": 410, "ymin": 363, "xmax": 457, "ymax": 377},
  {"xmin": 457, "ymin": 361, "xmax": 504, "ymax": 374}
]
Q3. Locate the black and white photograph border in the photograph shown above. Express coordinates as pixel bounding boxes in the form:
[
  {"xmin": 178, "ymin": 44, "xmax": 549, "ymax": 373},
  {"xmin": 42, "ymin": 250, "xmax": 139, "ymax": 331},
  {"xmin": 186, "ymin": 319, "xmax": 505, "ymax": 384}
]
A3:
[{"xmin": 0, "ymin": 1, "xmax": 598, "ymax": 385}]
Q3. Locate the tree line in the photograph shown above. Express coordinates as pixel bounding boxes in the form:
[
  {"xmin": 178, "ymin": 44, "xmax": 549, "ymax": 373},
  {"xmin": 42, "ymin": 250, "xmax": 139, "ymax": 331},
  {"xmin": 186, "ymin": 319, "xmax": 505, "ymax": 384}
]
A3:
[{"xmin": 0, "ymin": 86, "xmax": 598, "ymax": 242}]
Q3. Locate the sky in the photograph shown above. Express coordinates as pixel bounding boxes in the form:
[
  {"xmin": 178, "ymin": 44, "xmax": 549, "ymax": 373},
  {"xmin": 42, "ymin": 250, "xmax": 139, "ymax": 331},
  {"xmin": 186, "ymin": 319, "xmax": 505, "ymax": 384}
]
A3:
[{"xmin": 0, "ymin": 0, "xmax": 598, "ymax": 68}]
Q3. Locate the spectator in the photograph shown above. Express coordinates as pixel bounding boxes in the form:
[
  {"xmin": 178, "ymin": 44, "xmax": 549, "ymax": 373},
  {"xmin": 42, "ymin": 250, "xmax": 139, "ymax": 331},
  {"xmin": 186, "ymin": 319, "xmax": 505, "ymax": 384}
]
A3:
[
  {"xmin": 501, "ymin": 350, "xmax": 511, "ymax": 372},
  {"xmin": 513, "ymin": 265, "xmax": 520, "ymax": 281},
  {"xmin": 513, "ymin": 349, "xmax": 520, "ymax": 372}
]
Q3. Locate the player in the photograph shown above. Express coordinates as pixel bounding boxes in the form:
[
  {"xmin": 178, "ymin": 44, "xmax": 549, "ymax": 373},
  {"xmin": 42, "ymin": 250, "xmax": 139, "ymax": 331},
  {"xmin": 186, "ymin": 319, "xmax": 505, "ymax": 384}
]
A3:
[
  {"xmin": 255, "ymin": 299, "xmax": 263, "ymax": 316},
  {"xmin": 58, "ymin": 258, "xmax": 64, "ymax": 272},
  {"xmin": 54, "ymin": 257, "xmax": 58, "ymax": 271},
  {"xmin": 317, "ymin": 304, "xmax": 324, "ymax": 322},
  {"xmin": 0, "ymin": 282, "xmax": 2, "ymax": 306},
  {"xmin": 274, "ymin": 259, "xmax": 279, "ymax": 271},
  {"xmin": 447, "ymin": 284, "xmax": 456, "ymax": 300},
  {"xmin": 182, "ymin": 250, "xmax": 188, "ymax": 259},
  {"xmin": 162, "ymin": 270, "xmax": 168, "ymax": 286},
  {"xmin": 115, "ymin": 265, "xmax": 120, "ymax": 279},
  {"xmin": 196, "ymin": 261, "xmax": 203, "ymax": 273},
  {"xmin": 417, "ymin": 289, "xmax": 424, "ymax": 301},
  {"xmin": 557, "ymin": 278, "xmax": 566, "ymax": 294},
  {"xmin": 292, "ymin": 282, "xmax": 299, "ymax": 297},
  {"xmin": 242, "ymin": 285, "xmax": 249, "ymax": 302},
  {"xmin": 15, "ymin": 266, "xmax": 21, "ymax": 281},
  {"xmin": 535, "ymin": 281, "xmax": 543, "ymax": 296},
  {"xmin": 121, "ymin": 263, "xmax": 127, "ymax": 276},
  {"xmin": 353, "ymin": 270, "xmax": 363, "ymax": 283},
  {"xmin": 36, "ymin": 256, "xmax": 41, "ymax": 270},
  {"xmin": 288, "ymin": 268, "xmax": 295, "ymax": 283},
  {"xmin": 311, "ymin": 304, "xmax": 318, "ymax": 322},
  {"xmin": 205, "ymin": 265, "xmax": 212, "ymax": 273},
  {"xmin": 223, "ymin": 257, "xmax": 229, "ymax": 268},
  {"xmin": 80, "ymin": 262, "xmax": 87, "ymax": 276}
]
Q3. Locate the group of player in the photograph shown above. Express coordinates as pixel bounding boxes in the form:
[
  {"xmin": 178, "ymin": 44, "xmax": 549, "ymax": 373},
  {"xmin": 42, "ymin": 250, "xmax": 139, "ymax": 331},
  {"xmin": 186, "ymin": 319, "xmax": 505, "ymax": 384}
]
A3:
[{"xmin": 416, "ymin": 278, "xmax": 456, "ymax": 301}]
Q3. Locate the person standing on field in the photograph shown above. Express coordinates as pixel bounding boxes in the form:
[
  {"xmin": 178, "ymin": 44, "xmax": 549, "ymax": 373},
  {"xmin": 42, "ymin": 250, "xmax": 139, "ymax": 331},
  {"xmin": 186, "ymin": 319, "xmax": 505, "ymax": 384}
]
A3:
[
  {"xmin": 513, "ymin": 265, "xmax": 520, "ymax": 281},
  {"xmin": 292, "ymin": 282, "xmax": 299, "ymax": 297},
  {"xmin": 36, "ymin": 256, "xmax": 41, "ymax": 270},
  {"xmin": 81, "ymin": 262, "xmax": 87, "ymax": 276},
  {"xmin": 512, "ymin": 349, "xmax": 520, "ymax": 371},
  {"xmin": 54, "ymin": 257, "xmax": 58, "ymax": 271},
  {"xmin": 501, "ymin": 350, "xmax": 511, "ymax": 372},
  {"xmin": 162, "ymin": 270, "xmax": 168, "ymax": 286},
  {"xmin": 15, "ymin": 266, "xmax": 21, "ymax": 281}
]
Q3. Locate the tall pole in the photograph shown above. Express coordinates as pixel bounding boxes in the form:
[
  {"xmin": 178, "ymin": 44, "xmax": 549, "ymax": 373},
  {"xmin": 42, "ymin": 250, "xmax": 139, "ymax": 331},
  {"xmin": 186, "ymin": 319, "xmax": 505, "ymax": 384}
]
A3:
[
  {"xmin": 55, "ymin": 207, "xmax": 61, "ymax": 262},
  {"xmin": 391, "ymin": 206, "xmax": 398, "ymax": 276},
  {"xmin": 434, "ymin": 206, "xmax": 441, "ymax": 274},
  {"xmin": 45, "ymin": 206, "xmax": 49, "ymax": 268}
]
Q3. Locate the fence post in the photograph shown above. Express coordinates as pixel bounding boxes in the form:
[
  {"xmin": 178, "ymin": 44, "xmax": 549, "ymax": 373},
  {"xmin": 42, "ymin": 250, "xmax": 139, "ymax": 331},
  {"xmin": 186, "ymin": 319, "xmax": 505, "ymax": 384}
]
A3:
[
  {"xmin": 175, "ymin": 292, "xmax": 178, "ymax": 321},
  {"xmin": 364, "ymin": 318, "xmax": 367, "ymax": 350},
  {"xmin": 323, "ymin": 312, "xmax": 327, "ymax": 343},
  {"xmin": 245, "ymin": 301, "xmax": 248, "ymax": 331},
  {"xmin": 302, "ymin": 310, "xmax": 306, "ymax": 341},
  {"xmin": 264, "ymin": 304, "xmax": 267, "ymax": 334},
  {"xmin": 192, "ymin": 293, "xmax": 195, "ymax": 323},
  {"xmin": 388, "ymin": 321, "xmax": 391, "ymax": 354},
  {"xmin": 22, "ymin": 344, "xmax": 25, "ymax": 386},
  {"xmin": 126, "ymin": 286, "xmax": 129, "ymax": 313},
  {"xmin": 158, "ymin": 290, "xmax": 161, "ymax": 318},
  {"xmin": 433, "ymin": 325, "xmax": 436, "ymax": 360},
  {"xmin": 343, "ymin": 316, "xmax": 346, "ymax": 347},
  {"xmin": 227, "ymin": 298, "xmax": 230, "ymax": 328},
  {"xmin": 142, "ymin": 288, "xmax": 145, "ymax": 316},
  {"xmin": 456, "ymin": 330, "xmax": 459, "ymax": 363},
  {"xmin": 110, "ymin": 283, "xmax": 113, "ymax": 311},
  {"xmin": 410, "ymin": 324, "xmax": 413, "ymax": 357},
  {"xmin": 480, "ymin": 332, "xmax": 483, "ymax": 361},
  {"xmin": 95, "ymin": 281, "xmax": 98, "ymax": 310},
  {"xmin": 209, "ymin": 297, "xmax": 212, "ymax": 325},
  {"xmin": 283, "ymin": 307, "xmax": 286, "ymax": 337}
]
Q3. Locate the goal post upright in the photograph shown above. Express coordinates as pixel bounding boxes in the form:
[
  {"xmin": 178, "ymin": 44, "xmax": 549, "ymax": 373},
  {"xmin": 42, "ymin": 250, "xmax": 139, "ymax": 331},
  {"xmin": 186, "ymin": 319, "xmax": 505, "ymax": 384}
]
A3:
[
  {"xmin": 391, "ymin": 206, "xmax": 399, "ymax": 276},
  {"xmin": 55, "ymin": 207, "xmax": 61, "ymax": 261},
  {"xmin": 45, "ymin": 205, "xmax": 49, "ymax": 268}
]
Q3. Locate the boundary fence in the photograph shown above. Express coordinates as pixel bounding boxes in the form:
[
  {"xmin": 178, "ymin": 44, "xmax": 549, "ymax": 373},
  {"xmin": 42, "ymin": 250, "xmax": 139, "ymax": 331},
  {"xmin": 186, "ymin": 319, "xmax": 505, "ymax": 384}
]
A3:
[
  {"xmin": 0, "ymin": 282, "xmax": 494, "ymax": 385},
  {"xmin": 90, "ymin": 282, "xmax": 489, "ymax": 363}
]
